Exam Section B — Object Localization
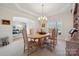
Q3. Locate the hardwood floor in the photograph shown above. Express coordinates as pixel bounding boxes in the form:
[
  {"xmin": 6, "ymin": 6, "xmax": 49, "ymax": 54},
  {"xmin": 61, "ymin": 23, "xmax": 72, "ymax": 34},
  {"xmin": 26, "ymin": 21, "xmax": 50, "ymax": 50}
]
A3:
[{"xmin": 24, "ymin": 39, "xmax": 66, "ymax": 56}]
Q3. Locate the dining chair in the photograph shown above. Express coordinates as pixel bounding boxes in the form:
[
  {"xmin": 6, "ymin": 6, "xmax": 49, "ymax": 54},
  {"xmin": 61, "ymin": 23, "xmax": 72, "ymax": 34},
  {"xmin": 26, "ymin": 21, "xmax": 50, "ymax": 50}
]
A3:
[
  {"xmin": 42, "ymin": 28, "xmax": 57, "ymax": 51},
  {"xmin": 22, "ymin": 26, "xmax": 38, "ymax": 55},
  {"xmin": 51, "ymin": 28, "xmax": 57, "ymax": 47},
  {"xmin": 27, "ymin": 29, "xmax": 39, "ymax": 55}
]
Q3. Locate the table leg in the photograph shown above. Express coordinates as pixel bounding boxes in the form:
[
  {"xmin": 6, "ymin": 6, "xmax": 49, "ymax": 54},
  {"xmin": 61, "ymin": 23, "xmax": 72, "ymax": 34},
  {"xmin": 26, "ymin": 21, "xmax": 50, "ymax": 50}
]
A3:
[{"xmin": 38, "ymin": 38, "xmax": 42, "ymax": 48}]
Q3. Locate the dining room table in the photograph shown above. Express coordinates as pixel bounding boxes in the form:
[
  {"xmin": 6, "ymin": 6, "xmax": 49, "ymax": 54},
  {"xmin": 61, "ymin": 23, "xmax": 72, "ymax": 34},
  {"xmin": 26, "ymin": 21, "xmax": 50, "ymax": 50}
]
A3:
[{"xmin": 27, "ymin": 33, "xmax": 50, "ymax": 48}]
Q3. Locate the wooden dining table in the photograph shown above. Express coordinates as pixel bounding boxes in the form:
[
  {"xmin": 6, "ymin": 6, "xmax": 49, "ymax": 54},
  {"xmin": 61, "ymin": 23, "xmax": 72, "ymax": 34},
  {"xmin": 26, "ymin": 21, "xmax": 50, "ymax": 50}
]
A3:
[{"xmin": 28, "ymin": 33, "xmax": 50, "ymax": 47}]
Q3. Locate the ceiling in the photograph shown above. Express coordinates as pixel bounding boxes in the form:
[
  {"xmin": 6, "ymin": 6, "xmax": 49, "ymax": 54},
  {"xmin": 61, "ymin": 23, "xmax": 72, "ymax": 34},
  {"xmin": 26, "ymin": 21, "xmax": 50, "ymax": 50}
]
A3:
[{"xmin": 0, "ymin": 3, "xmax": 74, "ymax": 19}]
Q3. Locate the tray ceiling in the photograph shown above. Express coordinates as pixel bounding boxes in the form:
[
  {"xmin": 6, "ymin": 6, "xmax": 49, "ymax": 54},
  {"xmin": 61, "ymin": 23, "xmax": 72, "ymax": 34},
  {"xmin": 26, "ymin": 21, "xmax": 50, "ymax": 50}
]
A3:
[{"xmin": 0, "ymin": 3, "xmax": 74, "ymax": 19}]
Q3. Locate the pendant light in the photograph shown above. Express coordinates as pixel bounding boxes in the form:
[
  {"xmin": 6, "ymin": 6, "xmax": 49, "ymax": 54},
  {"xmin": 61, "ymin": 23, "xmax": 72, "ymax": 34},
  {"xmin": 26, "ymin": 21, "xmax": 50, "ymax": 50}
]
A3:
[{"xmin": 38, "ymin": 4, "xmax": 47, "ymax": 28}]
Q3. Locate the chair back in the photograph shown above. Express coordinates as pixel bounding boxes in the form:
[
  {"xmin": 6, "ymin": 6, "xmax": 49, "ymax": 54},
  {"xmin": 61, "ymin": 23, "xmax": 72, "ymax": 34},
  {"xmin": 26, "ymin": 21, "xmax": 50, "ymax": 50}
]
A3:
[{"xmin": 22, "ymin": 24, "xmax": 28, "ymax": 52}]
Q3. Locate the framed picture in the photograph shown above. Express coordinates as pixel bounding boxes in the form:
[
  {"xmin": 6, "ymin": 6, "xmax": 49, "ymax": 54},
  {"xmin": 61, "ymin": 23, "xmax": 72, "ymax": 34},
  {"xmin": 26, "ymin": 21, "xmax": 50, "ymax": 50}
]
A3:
[{"xmin": 1, "ymin": 19, "xmax": 10, "ymax": 25}]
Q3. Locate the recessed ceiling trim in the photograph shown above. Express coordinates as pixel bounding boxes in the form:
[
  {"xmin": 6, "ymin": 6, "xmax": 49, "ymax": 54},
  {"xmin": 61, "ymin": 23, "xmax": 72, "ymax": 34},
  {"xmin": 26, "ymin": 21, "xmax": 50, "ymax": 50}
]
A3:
[
  {"xmin": 14, "ymin": 3, "xmax": 39, "ymax": 17},
  {"xmin": 47, "ymin": 3, "xmax": 74, "ymax": 18},
  {"xmin": 0, "ymin": 7, "xmax": 36, "ymax": 20}
]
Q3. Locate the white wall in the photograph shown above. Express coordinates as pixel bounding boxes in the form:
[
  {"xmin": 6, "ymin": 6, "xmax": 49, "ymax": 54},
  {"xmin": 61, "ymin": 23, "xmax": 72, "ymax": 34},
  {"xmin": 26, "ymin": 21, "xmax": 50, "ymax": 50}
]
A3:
[
  {"xmin": 0, "ymin": 6, "xmax": 28, "ymax": 55},
  {"xmin": 0, "ymin": 7, "xmax": 39, "ymax": 42},
  {"xmin": 0, "ymin": 16, "xmax": 13, "ymax": 43},
  {"xmin": 50, "ymin": 11, "xmax": 73, "ymax": 40},
  {"xmin": 13, "ymin": 17, "xmax": 39, "ymax": 34},
  {"xmin": 0, "ymin": 6, "xmax": 73, "ymax": 41},
  {"xmin": 61, "ymin": 12, "xmax": 73, "ymax": 40}
]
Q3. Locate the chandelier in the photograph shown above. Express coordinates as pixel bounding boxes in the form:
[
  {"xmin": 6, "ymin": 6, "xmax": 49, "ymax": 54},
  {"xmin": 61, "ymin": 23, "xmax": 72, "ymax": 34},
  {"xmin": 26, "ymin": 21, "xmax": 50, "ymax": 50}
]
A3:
[
  {"xmin": 38, "ymin": 16, "xmax": 47, "ymax": 21},
  {"xmin": 38, "ymin": 4, "xmax": 47, "ymax": 27}
]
